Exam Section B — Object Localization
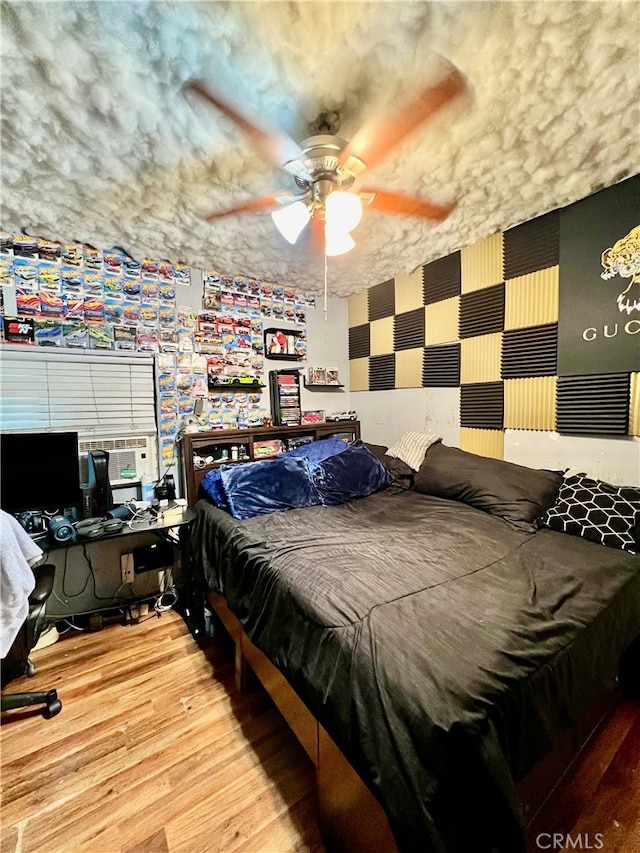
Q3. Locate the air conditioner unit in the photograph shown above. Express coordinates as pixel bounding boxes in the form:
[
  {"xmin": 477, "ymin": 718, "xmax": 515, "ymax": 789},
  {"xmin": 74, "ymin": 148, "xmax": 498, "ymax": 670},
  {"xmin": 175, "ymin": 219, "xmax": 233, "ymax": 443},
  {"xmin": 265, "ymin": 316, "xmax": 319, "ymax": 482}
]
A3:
[{"xmin": 78, "ymin": 435, "xmax": 157, "ymax": 487}]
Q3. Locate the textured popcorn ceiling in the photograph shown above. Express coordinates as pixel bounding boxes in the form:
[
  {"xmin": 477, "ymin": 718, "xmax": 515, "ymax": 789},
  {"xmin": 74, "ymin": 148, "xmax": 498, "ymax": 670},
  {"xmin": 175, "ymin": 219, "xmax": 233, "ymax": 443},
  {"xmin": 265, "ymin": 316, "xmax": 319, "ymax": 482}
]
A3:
[{"xmin": 1, "ymin": 1, "xmax": 639, "ymax": 295}]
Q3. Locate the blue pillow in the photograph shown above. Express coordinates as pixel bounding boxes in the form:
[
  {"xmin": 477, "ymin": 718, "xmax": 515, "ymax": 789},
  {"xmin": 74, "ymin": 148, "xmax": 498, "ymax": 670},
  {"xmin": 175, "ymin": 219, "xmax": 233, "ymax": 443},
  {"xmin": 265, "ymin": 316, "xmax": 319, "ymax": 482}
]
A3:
[
  {"xmin": 311, "ymin": 440, "xmax": 392, "ymax": 507},
  {"xmin": 201, "ymin": 468, "xmax": 229, "ymax": 510},
  {"xmin": 286, "ymin": 435, "xmax": 349, "ymax": 468},
  {"xmin": 220, "ymin": 456, "xmax": 320, "ymax": 520}
]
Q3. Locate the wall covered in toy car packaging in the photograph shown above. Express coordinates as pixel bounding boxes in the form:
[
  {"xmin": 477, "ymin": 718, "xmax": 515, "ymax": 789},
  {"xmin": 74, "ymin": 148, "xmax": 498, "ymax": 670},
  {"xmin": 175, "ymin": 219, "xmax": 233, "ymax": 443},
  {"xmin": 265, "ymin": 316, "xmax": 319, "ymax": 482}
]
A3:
[{"xmin": 0, "ymin": 233, "xmax": 314, "ymax": 470}]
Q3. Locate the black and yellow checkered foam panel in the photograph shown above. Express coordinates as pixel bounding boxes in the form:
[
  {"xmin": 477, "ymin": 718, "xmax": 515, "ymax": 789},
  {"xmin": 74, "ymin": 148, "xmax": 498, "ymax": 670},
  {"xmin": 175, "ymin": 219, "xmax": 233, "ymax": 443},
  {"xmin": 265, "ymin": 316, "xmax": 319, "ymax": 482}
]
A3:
[{"xmin": 348, "ymin": 176, "xmax": 639, "ymax": 458}]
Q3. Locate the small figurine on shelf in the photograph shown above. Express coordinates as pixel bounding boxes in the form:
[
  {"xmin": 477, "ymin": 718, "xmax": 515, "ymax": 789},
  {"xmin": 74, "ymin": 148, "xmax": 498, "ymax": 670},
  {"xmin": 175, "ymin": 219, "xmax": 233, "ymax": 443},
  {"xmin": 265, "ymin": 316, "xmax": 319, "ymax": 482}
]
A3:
[
  {"xmin": 262, "ymin": 415, "xmax": 273, "ymax": 427},
  {"xmin": 326, "ymin": 410, "xmax": 358, "ymax": 422},
  {"xmin": 268, "ymin": 329, "xmax": 287, "ymax": 354},
  {"xmin": 309, "ymin": 366, "xmax": 326, "ymax": 385}
]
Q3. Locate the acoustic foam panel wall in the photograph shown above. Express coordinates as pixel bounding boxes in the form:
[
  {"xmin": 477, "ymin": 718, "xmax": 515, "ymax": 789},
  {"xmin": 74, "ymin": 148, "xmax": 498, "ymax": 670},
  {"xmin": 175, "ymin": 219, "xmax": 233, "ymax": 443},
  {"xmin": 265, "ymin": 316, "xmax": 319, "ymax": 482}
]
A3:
[
  {"xmin": 396, "ymin": 348, "xmax": 424, "ymax": 388},
  {"xmin": 349, "ymin": 357, "xmax": 369, "ymax": 392},
  {"xmin": 630, "ymin": 373, "xmax": 640, "ymax": 437},
  {"xmin": 460, "ymin": 334, "xmax": 503, "ymax": 384},
  {"xmin": 347, "ymin": 179, "xmax": 636, "ymax": 446},
  {"xmin": 422, "ymin": 343, "xmax": 460, "ymax": 387},
  {"xmin": 504, "ymin": 267, "xmax": 559, "ymax": 330},
  {"xmin": 394, "ymin": 268, "xmax": 424, "ymax": 313},
  {"xmin": 501, "ymin": 323, "xmax": 558, "ymax": 378},
  {"xmin": 556, "ymin": 373, "xmax": 631, "ymax": 435},
  {"xmin": 460, "ymin": 232, "xmax": 504, "ymax": 293},
  {"xmin": 460, "ymin": 382, "xmax": 504, "ymax": 430},
  {"xmin": 459, "ymin": 428, "xmax": 505, "ymax": 460},
  {"xmin": 348, "ymin": 290, "xmax": 369, "ymax": 327},
  {"xmin": 368, "ymin": 279, "xmax": 395, "ymax": 321},
  {"xmin": 369, "ymin": 354, "xmax": 395, "ymax": 391},
  {"xmin": 370, "ymin": 317, "xmax": 395, "ymax": 356},
  {"xmin": 349, "ymin": 324, "xmax": 370, "ymax": 360},
  {"xmin": 459, "ymin": 284, "xmax": 505, "ymax": 338},
  {"xmin": 425, "ymin": 297, "xmax": 459, "ymax": 345},
  {"xmin": 394, "ymin": 308, "xmax": 425, "ymax": 351},
  {"xmin": 423, "ymin": 252, "xmax": 461, "ymax": 304},
  {"xmin": 503, "ymin": 209, "xmax": 560, "ymax": 279},
  {"xmin": 504, "ymin": 377, "xmax": 557, "ymax": 431}
]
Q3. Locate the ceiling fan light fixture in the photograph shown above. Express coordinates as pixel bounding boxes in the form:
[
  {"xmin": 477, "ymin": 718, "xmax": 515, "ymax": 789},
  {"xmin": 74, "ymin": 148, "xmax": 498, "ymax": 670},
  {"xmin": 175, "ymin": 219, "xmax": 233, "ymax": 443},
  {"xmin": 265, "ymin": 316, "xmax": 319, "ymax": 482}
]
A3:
[
  {"xmin": 324, "ymin": 190, "xmax": 363, "ymax": 232},
  {"xmin": 324, "ymin": 225, "xmax": 356, "ymax": 257},
  {"xmin": 271, "ymin": 200, "xmax": 311, "ymax": 243}
]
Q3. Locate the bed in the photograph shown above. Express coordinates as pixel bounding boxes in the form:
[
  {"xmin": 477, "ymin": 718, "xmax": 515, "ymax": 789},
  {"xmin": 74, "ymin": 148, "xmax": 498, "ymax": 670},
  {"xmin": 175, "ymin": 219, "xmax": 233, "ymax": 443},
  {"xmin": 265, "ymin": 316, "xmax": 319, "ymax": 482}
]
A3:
[{"xmin": 189, "ymin": 437, "xmax": 640, "ymax": 853}]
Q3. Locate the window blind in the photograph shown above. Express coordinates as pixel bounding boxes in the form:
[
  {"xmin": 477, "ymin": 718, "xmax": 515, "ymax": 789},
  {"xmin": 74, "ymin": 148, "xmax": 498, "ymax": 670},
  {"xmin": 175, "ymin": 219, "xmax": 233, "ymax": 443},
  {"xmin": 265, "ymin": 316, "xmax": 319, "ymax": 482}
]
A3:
[{"xmin": 0, "ymin": 346, "xmax": 157, "ymax": 438}]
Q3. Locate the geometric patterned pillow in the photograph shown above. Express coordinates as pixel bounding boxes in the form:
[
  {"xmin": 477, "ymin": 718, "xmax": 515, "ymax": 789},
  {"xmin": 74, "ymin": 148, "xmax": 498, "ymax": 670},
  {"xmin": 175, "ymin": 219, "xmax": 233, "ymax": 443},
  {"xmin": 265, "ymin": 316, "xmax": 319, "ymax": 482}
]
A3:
[{"xmin": 541, "ymin": 474, "xmax": 640, "ymax": 553}]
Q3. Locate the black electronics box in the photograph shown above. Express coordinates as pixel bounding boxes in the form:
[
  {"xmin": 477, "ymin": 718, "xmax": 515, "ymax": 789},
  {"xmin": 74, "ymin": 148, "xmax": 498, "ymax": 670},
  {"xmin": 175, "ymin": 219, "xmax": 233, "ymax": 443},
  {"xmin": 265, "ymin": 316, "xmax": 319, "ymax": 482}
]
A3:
[{"xmin": 132, "ymin": 541, "xmax": 174, "ymax": 574}]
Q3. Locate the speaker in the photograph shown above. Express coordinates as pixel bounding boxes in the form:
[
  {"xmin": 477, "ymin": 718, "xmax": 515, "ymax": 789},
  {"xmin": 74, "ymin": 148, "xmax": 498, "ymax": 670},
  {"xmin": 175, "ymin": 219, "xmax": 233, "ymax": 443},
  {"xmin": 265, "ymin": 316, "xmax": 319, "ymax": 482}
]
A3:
[
  {"xmin": 85, "ymin": 450, "xmax": 113, "ymax": 519},
  {"xmin": 48, "ymin": 515, "xmax": 77, "ymax": 543}
]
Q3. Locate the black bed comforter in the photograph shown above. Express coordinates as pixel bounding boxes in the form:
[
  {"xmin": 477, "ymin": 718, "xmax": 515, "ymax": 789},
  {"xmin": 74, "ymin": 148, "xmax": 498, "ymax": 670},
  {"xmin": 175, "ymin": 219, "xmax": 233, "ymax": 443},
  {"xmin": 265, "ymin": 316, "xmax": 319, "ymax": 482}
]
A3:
[{"xmin": 191, "ymin": 486, "xmax": 640, "ymax": 853}]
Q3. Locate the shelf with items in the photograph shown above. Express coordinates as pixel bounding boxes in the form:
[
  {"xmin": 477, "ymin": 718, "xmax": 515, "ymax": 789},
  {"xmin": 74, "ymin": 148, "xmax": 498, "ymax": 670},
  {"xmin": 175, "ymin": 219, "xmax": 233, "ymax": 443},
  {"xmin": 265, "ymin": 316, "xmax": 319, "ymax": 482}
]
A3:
[
  {"xmin": 180, "ymin": 421, "xmax": 361, "ymax": 507},
  {"xmin": 305, "ymin": 365, "xmax": 341, "ymax": 386},
  {"xmin": 207, "ymin": 382, "xmax": 265, "ymax": 392},
  {"xmin": 266, "ymin": 353, "xmax": 304, "ymax": 362},
  {"xmin": 302, "ymin": 379, "xmax": 344, "ymax": 389},
  {"xmin": 269, "ymin": 368, "xmax": 302, "ymax": 427},
  {"xmin": 264, "ymin": 327, "xmax": 305, "ymax": 360},
  {"xmin": 190, "ymin": 437, "xmax": 251, "ymax": 473}
]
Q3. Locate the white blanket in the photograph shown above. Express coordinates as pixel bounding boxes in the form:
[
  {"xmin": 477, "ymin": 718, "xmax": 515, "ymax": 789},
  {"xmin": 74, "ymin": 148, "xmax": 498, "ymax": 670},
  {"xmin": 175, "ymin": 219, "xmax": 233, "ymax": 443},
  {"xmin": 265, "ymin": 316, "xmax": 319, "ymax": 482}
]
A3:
[{"xmin": 1, "ymin": 510, "xmax": 42, "ymax": 658}]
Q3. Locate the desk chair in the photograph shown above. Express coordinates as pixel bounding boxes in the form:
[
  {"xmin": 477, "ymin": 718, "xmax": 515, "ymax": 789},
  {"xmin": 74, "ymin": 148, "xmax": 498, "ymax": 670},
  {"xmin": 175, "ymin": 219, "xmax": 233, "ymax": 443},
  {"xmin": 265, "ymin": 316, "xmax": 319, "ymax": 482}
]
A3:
[{"xmin": 1, "ymin": 563, "xmax": 62, "ymax": 719}]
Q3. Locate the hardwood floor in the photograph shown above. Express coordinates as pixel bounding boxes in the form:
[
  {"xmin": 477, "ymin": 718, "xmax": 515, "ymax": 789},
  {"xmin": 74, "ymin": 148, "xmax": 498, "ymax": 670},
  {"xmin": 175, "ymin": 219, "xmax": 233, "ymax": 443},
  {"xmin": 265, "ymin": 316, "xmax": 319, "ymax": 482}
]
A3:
[
  {"xmin": 0, "ymin": 612, "xmax": 324, "ymax": 853},
  {"xmin": 1, "ymin": 611, "xmax": 638, "ymax": 853},
  {"xmin": 525, "ymin": 700, "xmax": 640, "ymax": 853}
]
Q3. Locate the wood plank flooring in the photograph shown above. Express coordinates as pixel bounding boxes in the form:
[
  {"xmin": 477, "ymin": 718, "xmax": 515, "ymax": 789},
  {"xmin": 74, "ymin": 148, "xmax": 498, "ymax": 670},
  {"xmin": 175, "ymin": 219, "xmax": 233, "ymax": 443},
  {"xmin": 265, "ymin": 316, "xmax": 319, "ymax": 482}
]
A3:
[
  {"xmin": 0, "ymin": 612, "xmax": 324, "ymax": 853},
  {"xmin": 1, "ymin": 611, "xmax": 638, "ymax": 853},
  {"xmin": 525, "ymin": 700, "xmax": 640, "ymax": 853}
]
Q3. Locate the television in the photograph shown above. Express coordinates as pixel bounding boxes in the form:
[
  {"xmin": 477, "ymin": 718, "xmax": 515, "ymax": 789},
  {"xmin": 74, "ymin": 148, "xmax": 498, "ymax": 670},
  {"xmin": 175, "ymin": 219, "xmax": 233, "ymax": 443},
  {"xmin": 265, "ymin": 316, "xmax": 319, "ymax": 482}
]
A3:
[{"xmin": 0, "ymin": 431, "xmax": 83, "ymax": 515}]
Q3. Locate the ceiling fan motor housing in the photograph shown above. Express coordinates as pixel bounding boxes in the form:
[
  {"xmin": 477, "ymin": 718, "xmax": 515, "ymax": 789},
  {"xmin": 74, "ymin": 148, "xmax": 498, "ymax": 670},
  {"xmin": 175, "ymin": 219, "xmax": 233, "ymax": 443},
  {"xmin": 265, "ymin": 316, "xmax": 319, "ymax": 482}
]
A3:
[{"xmin": 287, "ymin": 135, "xmax": 362, "ymax": 191}]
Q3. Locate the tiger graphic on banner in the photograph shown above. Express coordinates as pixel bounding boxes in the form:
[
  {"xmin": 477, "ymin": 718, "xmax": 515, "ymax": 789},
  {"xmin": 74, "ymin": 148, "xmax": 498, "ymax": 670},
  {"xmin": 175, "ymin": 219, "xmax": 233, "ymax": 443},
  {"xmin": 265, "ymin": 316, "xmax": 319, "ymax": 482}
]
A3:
[{"xmin": 600, "ymin": 224, "xmax": 640, "ymax": 315}]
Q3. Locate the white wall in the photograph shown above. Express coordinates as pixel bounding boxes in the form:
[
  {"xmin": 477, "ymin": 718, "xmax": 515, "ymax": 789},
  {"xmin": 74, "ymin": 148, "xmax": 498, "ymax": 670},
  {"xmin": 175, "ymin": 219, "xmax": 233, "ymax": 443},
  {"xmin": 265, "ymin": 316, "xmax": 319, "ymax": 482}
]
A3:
[
  {"xmin": 352, "ymin": 388, "xmax": 460, "ymax": 448},
  {"xmin": 504, "ymin": 431, "xmax": 640, "ymax": 486}
]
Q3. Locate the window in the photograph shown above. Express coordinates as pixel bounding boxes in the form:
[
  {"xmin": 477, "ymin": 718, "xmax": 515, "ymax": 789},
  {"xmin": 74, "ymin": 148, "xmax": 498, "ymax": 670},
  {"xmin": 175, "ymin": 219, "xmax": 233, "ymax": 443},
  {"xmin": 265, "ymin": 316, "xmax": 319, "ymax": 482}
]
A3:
[{"xmin": 0, "ymin": 346, "xmax": 157, "ymax": 438}]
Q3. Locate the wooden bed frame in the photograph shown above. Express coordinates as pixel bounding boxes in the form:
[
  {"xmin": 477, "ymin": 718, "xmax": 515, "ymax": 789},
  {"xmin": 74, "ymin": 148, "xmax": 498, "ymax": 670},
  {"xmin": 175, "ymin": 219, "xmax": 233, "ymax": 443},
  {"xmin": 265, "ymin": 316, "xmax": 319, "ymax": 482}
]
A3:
[{"xmin": 208, "ymin": 592, "xmax": 619, "ymax": 853}]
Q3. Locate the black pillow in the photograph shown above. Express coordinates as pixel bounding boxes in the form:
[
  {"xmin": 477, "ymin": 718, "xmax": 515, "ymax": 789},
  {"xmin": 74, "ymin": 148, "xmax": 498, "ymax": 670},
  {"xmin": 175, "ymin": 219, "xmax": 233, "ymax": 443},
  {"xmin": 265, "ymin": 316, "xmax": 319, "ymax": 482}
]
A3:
[
  {"xmin": 414, "ymin": 442, "xmax": 562, "ymax": 532},
  {"xmin": 364, "ymin": 443, "xmax": 414, "ymax": 487},
  {"xmin": 541, "ymin": 474, "xmax": 640, "ymax": 553}
]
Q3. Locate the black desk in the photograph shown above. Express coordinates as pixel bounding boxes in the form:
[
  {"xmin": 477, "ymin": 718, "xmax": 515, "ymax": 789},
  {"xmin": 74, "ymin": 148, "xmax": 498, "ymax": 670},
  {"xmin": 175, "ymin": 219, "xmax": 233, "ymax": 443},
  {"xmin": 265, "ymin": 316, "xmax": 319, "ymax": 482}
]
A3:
[
  {"xmin": 37, "ymin": 506, "xmax": 200, "ymax": 633},
  {"xmin": 40, "ymin": 505, "xmax": 195, "ymax": 549}
]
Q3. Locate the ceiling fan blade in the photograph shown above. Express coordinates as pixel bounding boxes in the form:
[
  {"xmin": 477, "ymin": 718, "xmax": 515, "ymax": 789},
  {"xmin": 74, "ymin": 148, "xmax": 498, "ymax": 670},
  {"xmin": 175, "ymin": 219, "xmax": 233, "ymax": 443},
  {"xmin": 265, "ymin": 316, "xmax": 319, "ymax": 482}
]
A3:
[
  {"xmin": 362, "ymin": 188, "xmax": 456, "ymax": 222},
  {"xmin": 339, "ymin": 61, "xmax": 468, "ymax": 174},
  {"xmin": 183, "ymin": 79, "xmax": 304, "ymax": 171},
  {"xmin": 200, "ymin": 193, "xmax": 292, "ymax": 222}
]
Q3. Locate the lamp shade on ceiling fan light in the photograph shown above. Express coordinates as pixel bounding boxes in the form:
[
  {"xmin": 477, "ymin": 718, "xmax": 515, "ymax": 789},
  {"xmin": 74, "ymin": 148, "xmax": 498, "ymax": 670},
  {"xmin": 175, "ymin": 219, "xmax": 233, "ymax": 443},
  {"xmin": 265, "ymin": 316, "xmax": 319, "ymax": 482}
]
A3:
[
  {"xmin": 271, "ymin": 201, "xmax": 311, "ymax": 243},
  {"xmin": 324, "ymin": 191, "xmax": 363, "ymax": 232},
  {"xmin": 324, "ymin": 225, "xmax": 356, "ymax": 257}
]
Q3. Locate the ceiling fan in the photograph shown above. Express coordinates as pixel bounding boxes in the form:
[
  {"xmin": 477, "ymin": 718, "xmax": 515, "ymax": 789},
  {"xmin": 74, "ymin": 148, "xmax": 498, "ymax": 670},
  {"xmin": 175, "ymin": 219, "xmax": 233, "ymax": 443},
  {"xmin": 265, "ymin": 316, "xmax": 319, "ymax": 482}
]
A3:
[{"xmin": 183, "ymin": 58, "xmax": 469, "ymax": 256}]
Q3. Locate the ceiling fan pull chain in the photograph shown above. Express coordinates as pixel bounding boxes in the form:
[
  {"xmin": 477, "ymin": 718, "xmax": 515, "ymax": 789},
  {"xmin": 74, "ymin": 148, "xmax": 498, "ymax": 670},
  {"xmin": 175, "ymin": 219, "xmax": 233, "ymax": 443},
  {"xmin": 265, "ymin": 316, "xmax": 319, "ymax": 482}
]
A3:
[{"xmin": 324, "ymin": 252, "xmax": 328, "ymax": 321}]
